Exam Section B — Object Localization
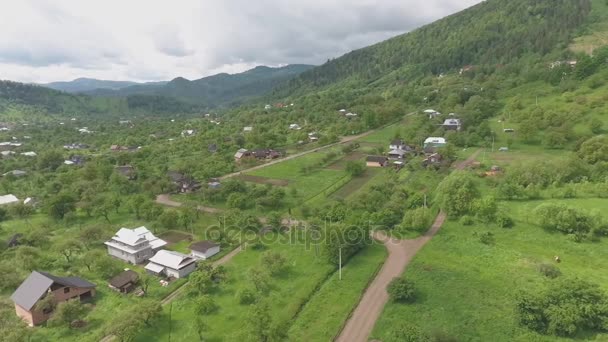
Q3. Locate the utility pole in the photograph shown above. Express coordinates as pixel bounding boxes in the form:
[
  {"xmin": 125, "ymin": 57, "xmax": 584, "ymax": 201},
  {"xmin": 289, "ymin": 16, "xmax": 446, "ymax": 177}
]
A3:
[
  {"xmin": 339, "ymin": 247, "xmax": 342, "ymax": 280},
  {"xmin": 491, "ymin": 132, "xmax": 495, "ymax": 153},
  {"xmin": 424, "ymin": 194, "xmax": 427, "ymax": 209}
]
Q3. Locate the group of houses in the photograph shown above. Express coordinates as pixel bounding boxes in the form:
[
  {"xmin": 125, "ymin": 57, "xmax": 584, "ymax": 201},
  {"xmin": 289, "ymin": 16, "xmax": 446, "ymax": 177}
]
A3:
[
  {"xmin": 110, "ymin": 145, "xmax": 140, "ymax": 152},
  {"xmin": 7, "ymin": 226, "xmax": 222, "ymax": 327},
  {"xmin": 338, "ymin": 109, "xmax": 358, "ymax": 118},
  {"xmin": 168, "ymin": 171, "xmax": 201, "ymax": 193},
  {"xmin": 365, "ymin": 136, "xmax": 449, "ymax": 169},
  {"xmin": 234, "ymin": 148, "xmax": 282, "ymax": 162}
]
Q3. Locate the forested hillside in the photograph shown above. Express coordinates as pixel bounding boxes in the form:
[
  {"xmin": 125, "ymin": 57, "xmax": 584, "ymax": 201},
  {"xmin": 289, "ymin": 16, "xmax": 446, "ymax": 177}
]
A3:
[
  {"xmin": 42, "ymin": 78, "xmax": 158, "ymax": 93},
  {"xmin": 279, "ymin": 0, "xmax": 591, "ymax": 94},
  {"xmin": 87, "ymin": 64, "xmax": 314, "ymax": 107}
]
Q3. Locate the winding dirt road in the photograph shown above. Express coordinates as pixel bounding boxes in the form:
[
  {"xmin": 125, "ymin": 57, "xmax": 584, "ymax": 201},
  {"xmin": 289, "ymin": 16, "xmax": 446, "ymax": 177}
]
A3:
[{"xmin": 335, "ymin": 149, "xmax": 481, "ymax": 342}]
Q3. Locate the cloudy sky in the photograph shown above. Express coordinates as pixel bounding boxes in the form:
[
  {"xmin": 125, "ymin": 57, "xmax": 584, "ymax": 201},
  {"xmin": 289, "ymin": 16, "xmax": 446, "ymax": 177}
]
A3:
[{"xmin": 0, "ymin": 0, "xmax": 481, "ymax": 83}]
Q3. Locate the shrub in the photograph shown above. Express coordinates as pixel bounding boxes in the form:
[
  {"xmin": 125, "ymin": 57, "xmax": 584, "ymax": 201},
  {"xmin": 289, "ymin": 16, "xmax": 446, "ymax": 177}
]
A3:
[
  {"xmin": 538, "ymin": 263, "xmax": 561, "ymax": 279},
  {"xmin": 496, "ymin": 212, "xmax": 514, "ymax": 228},
  {"xmin": 478, "ymin": 231, "xmax": 495, "ymax": 245},
  {"xmin": 388, "ymin": 278, "xmax": 416, "ymax": 303},
  {"xmin": 194, "ymin": 295, "xmax": 217, "ymax": 315},
  {"xmin": 236, "ymin": 288, "xmax": 257, "ymax": 305},
  {"xmin": 460, "ymin": 215, "xmax": 475, "ymax": 226}
]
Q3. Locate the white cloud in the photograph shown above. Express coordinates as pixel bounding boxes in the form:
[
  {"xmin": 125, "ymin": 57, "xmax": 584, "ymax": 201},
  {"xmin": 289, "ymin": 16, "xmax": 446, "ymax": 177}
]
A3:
[{"xmin": 0, "ymin": 0, "xmax": 481, "ymax": 83}]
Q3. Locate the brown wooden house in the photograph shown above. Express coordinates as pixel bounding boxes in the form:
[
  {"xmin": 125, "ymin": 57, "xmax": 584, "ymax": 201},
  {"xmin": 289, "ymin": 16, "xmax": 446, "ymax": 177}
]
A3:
[
  {"xmin": 108, "ymin": 270, "xmax": 139, "ymax": 294},
  {"xmin": 11, "ymin": 271, "xmax": 96, "ymax": 326}
]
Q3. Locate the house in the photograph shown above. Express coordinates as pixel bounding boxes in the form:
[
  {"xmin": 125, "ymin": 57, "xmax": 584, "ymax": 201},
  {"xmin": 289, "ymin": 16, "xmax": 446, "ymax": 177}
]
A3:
[
  {"xmin": 11, "ymin": 271, "xmax": 96, "ymax": 326},
  {"xmin": 423, "ymin": 153, "xmax": 443, "ymax": 167},
  {"xmin": 442, "ymin": 118, "xmax": 462, "ymax": 131},
  {"xmin": 108, "ymin": 270, "xmax": 139, "ymax": 294},
  {"xmin": 345, "ymin": 112, "xmax": 358, "ymax": 118},
  {"xmin": 338, "ymin": 109, "xmax": 347, "ymax": 114},
  {"xmin": 1, "ymin": 151, "xmax": 15, "ymax": 158},
  {"xmin": 308, "ymin": 132, "xmax": 319, "ymax": 142},
  {"xmin": 234, "ymin": 148, "xmax": 250, "ymax": 161},
  {"xmin": 110, "ymin": 145, "xmax": 138, "ymax": 152},
  {"xmin": 503, "ymin": 128, "xmax": 515, "ymax": 133},
  {"xmin": 424, "ymin": 109, "xmax": 441, "ymax": 119},
  {"xmin": 243, "ymin": 126, "xmax": 253, "ymax": 133},
  {"xmin": 208, "ymin": 179, "xmax": 221, "ymax": 189},
  {"xmin": 168, "ymin": 171, "xmax": 201, "ymax": 193},
  {"xmin": 252, "ymin": 149, "xmax": 282, "ymax": 159},
  {"xmin": 366, "ymin": 156, "xmax": 389, "ymax": 167},
  {"xmin": 0, "ymin": 194, "xmax": 19, "ymax": 206},
  {"xmin": 499, "ymin": 147, "xmax": 509, "ymax": 152},
  {"xmin": 0, "ymin": 142, "xmax": 22, "ymax": 151},
  {"xmin": 78, "ymin": 128, "xmax": 92, "ymax": 134},
  {"xmin": 485, "ymin": 165, "xmax": 502, "ymax": 177},
  {"xmin": 115, "ymin": 165, "xmax": 136, "ymax": 180},
  {"xmin": 3, "ymin": 170, "xmax": 27, "ymax": 177},
  {"xmin": 144, "ymin": 250, "xmax": 196, "ymax": 279},
  {"xmin": 388, "ymin": 149, "xmax": 408, "ymax": 160},
  {"xmin": 63, "ymin": 143, "xmax": 89, "ymax": 150},
  {"xmin": 21, "ymin": 151, "xmax": 37, "ymax": 157},
  {"xmin": 190, "ymin": 241, "xmax": 220, "ymax": 260},
  {"xmin": 181, "ymin": 129, "xmax": 195, "ymax": 137},
  {"xmin": 208, "ymin": 144, "xmax": 218, "ymax": 153},
  {"xmin": 119, "ymin": 120, "xmax": 132, "ymax": 125},
  {"xmin": 460, "ymin": 65, "xmax": 475, "ymax": 75},
  {"xmin": 264, "ymin": 104, "xmax": 272, "ymax": 110},
  {"xmin": 65, "ymin": 155, "xmax": 86, "ymax": 166},
  {"xmin": 289, "ymin": 124, "xmax": 301, "ymax": 130},
  {"xmin": 104, "ymin": 226, "xmax": 167, "ymax": 264},
  {"xmin": 424, "ymin": 137, "xmax": 447, "ymax": 148}
]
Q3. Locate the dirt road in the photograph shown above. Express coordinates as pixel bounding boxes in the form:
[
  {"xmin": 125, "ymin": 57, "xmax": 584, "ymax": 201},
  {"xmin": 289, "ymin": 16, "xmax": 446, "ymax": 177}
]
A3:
[
  {"xmin": 335, "ymin": 149, "xmax": 481, "ymax": 342},
  {"xmin": 156, "ymin": 194, "xmax": 223, "ymax": 213}
]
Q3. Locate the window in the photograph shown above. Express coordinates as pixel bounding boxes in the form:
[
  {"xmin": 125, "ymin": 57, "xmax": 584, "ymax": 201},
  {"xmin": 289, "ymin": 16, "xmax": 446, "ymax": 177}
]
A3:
[{"xmin": 63, "ymin": 287, "xmax": 70, "ymax": 294}]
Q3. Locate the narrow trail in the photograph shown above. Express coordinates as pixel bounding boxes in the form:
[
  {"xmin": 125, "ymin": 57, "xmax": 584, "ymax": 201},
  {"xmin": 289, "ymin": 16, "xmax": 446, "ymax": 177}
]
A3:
[{"xmin": 335, "ymin": 149, "xmax": 481, "ymax": 342}]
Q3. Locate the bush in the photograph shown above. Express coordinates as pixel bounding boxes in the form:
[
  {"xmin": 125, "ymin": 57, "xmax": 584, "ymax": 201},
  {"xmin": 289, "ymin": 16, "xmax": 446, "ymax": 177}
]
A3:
[
  {"xmin": 194, "ymin": 295, "xmax": 217, "ymax": 315},
  {"xmin": 496, "ymin": 212, "xmax": 514, "ymax": 228},
  {"xmin": 237, "ymin": 288, "xmax": 258, "ymax": 305},
  {"xmin": 388, "ymin": 278, "xmax": 416, "ymax": 303},
  {"xmin": 538, "ymin": 263, "xmax": 561, "ymax": 279},
  {"xmin": 460, "ymin": 215, "xmax": 475, "ymax": 226},
  {"xmin": 477, "ymin": 231, "xmax": 495, "ymax": 245}
]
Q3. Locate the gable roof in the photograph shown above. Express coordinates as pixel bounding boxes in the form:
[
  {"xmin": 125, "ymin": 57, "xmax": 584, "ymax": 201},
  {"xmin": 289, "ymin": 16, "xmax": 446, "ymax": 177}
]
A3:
[
  {"xmin": 190, "ymin": 241, "xmax": 219, "ymax": 253},
  {"xmin": 109, "ymin": 270, "xmax": 139, "ymax": 289},
  {"xmin": 148, "ymin": 250, "xmax": 195, "ymax": 270},
  {"xmin": 11, "ymin": 271, "xmax": 95, "ymax": 311},
  {"xmin": 110, "ymin": 226, "xmax": 167, "ymax": 249},
  {"xmin": 443, "ymin": 118, "xmax": 461, "ymax": 125},
  {"xmin": 424, "ymin": 137, "xmax": 446, "ymax": 145},
  {"xmin": 0, "ymin": 194, "xmax": 19, "ymax": 205}
]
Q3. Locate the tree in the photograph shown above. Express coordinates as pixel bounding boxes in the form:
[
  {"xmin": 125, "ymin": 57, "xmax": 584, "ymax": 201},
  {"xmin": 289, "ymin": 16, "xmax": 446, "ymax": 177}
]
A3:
[
  {"xmin": 435, "ymin": 171, "xmax": 479, "ymax": 217},
  {"xmin": 15, "ymin": 246, "xmax": 41, "ymax": 271},
  {"xmin": 9, "ymin": 203, "xmax": 33, "ymax": 221},
  {"xmin": 79, "ymin": 225, "xmax": 106, "ymax": 250},
  {"xmin": 139, "ymin": 301, "xmax": 162, "ymax": 326},
  {"xmin": 37, "ymin": 150, "xmax": 64, "ymax": 171},
  {"xmin": 579, "ymin": 135, "xmax": 608, "ymax": 164},
  {"xmin": 107, "ymin": 314, "xmax": 144, "ymax": 342},
  {"xmin": 92, "ymin": 195, "xmax": 114, "ymax": 223},
  {"xmin": 589, "ymin": 117, "xmax": 603, "ymax": 134},
  {"xmin": 54, "ymin": 239, "xmax": 83, "ymax": 263},
  {"xmin": 48, "ymin": 299, "xmax": 88, "ymax": 327},
  {"xmin": 158, "ymin": 210, "xmax": 179, "ymax": 230},
  {"xmin": 140, "ymin": 273, "xmax": 154, "ymax": 296},
  {"xmin": 128, "ymin": 195, "xmax": 146, "ymax": 219},
  {"xmin": 534, "ymin": 203, "xmax": 596, "ymax": 238},
  {"xmin": 473, "ymin": 196, "xmax": 497, "ymax": 223},
  {"xmin": 260, "ymin": 251, "xmax": 288, "ymax": 276},
  {"xmin": 388, "ymin": 278, "xmax": 416, "ymax": 303},
  {"xmin": 345, "ymin": 161, "xmax": 365, "ymax": 177},
  {"xmin": 245, "ymin": 301, "xmax": 272, "ymax": 342},
  {"xmin": 189, "ymin": 268, "xmax": 214, "ymax": 295},
  {"xmin": 386, "ymin": 324, "xmax": 431, "ymax": 342},
  {"xmin": 195, "ymin": 316, "xmax": 208, "ymax": 341},
  {"xmin": 79, "ymin": 250, "xmax": 104, "ymax": 272},
  {"xmin": 194, "ymin": 295, "xmax": 218, "ymax": 315},
  {"xmin": 399, "ymin": 207, "xmax": 431, "ymax": 233},
  {"xmin": 517, "ymin": 278, "xmax": 608, "ymax": 336},
  {"xmin": 47, "ymin": 192, "xmax": 76, "ymax": 220},
  {"xmin": 237, "ymin": 287, "xmax": 258, "ymax": 305},
  {"xmin": 179, "ymin": 206, "xmax": 197, "ymax": 232},
  {"xmin": 248, "ymin": 267, "xmax": 271, "ymax": 294}
]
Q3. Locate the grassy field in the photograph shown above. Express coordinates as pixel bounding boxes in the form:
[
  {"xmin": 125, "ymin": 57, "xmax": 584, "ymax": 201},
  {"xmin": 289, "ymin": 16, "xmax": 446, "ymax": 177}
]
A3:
[
  {"xmin": 371, "ymin": 198, "xmax": 608, "ymax": 342},
  {"xmin": 288, "ymin": 242, "xmax": 387, "ymax": 341},
  {"xmin": 135, "ymin": 231, "xmax": 336, "ymax": 341},
  {"xmin": 331, "ymin": 168, "xmax": 381, "ymax": 200}
]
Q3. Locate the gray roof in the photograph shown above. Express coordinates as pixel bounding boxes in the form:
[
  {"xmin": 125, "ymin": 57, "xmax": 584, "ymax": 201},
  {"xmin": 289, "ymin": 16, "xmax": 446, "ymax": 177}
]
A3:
[
  {"xmin": 11, "ymin": 271, "xmax": 95, "ymax": 311},
  {"xmin": 190, "ymin": 240, "xmax": 219, "ymax": 253},
  {"xmin": 366, "ymin": 156, "xmax": 388, "ymax": 163}
]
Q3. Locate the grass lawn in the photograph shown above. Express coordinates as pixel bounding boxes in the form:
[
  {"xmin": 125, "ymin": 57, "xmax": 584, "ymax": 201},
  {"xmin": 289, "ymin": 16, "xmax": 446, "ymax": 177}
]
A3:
[
  {"xmin": 288, "ymin": 242, "xmax": 386, "ymax": 341},
  {"xmin": 331, "ymin": 168, "xmax": 381, "ymax": 200},
  {"xmin": 358, "ymin": 123, "xmax": 404, "ymax": 144},
  {"xmin": 371, "ymin": 198, "xmax": 608, "ymax": 342},
  {"xmin": 134, "ymin": 231, "xmax": 336, "ymax": 342}
]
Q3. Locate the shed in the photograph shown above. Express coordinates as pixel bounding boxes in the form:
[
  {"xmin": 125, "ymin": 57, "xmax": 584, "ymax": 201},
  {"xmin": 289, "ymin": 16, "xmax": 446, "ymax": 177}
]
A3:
[{"xmin": 108, "ymin": 270, "xmax": 140, "ymax": 294}]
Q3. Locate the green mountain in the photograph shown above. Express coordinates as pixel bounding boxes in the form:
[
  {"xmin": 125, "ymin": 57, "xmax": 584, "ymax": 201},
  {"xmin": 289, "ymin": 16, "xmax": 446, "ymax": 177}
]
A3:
[
  {"xmin": 87, "ymin": 64, "xmax": 314, "ymax": 107},
  {"xmin": 41, "ymin": 78, "xmax": 167, "ymax": 93},
  {"xmin": 277, "ymin": 0, "xmax": 592, "ymax": 96}
]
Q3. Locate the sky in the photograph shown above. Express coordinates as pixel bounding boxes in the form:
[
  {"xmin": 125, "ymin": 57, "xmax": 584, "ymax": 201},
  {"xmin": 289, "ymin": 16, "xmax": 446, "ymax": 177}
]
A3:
[{"xmin": 0, "ymin": 0, "xmax": 482, "ymax": 83}]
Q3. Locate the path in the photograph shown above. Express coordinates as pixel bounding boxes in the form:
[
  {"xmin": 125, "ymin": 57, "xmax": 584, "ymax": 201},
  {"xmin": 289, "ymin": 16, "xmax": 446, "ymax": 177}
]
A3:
[
  {"xmin": 156, "ymin": 194, "xmax": 223, "ymax": 213},
  {"xmin": 335, "ymin": 149, "xmax": 481, "ymax": 342},
  {"xmin": 100, "ymin": 245, "xmax": 244, "ymax": 342},
  {"xmin": 219, "ymin": 112, "xmax": 417, "ymax": 180}
]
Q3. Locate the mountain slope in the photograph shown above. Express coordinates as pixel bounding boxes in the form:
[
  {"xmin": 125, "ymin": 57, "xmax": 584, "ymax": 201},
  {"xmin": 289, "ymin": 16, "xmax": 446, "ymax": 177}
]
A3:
[
  {"xmin": 41, "ymin": 78, "xmax": 167, "ymax": 93},
  {"xmin": 278, "ymin": 0, "xmax": 591, "ymax": 96},
  {"xmin": 89, "ymin": 64, "xmax": 314, "ymax": 107}
]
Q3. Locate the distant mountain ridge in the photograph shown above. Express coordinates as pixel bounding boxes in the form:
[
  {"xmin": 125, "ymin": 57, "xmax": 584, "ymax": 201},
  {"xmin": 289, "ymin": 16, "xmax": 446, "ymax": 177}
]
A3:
[
  {"xmin": 84, "ymin": 64, "xmax": 314, "ymax": 107},
  {"xmin": 41, "ymin": 78, "xmax": 168, "ymax": 93}
]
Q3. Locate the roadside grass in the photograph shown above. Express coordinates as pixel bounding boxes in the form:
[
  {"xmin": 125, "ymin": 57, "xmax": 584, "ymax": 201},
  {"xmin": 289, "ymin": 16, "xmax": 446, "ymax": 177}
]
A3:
[
  {"xmin": 288, "ymin": 242, "xmax": 387, "ymax": 341},
  {"xmin": 135, "ymin": 231, "xmax": 336, "ymax": 342},
  {"xmin": 358, "ymin": 123, "xmax": 403, "ymax": 144},
  {"xmin": 371, "ymin": 198, "xmax": 608, "ymax": 342}
]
